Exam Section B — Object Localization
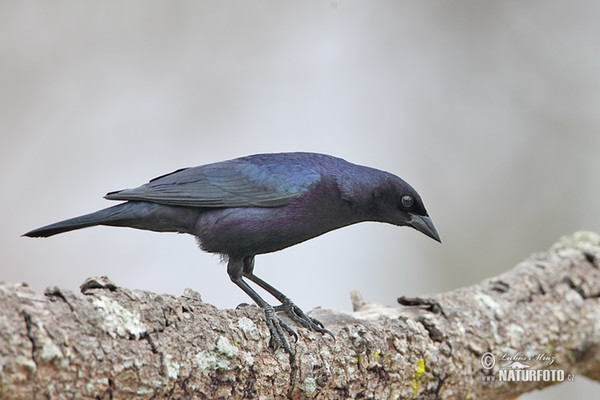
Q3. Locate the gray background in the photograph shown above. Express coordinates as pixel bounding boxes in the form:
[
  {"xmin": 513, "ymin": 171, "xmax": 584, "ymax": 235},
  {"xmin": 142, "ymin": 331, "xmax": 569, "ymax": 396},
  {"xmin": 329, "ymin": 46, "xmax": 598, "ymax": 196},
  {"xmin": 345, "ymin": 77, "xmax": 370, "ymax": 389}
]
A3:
[{"xmin": 2, "ymin": 1, "xmax": 599, "ymax": 398}]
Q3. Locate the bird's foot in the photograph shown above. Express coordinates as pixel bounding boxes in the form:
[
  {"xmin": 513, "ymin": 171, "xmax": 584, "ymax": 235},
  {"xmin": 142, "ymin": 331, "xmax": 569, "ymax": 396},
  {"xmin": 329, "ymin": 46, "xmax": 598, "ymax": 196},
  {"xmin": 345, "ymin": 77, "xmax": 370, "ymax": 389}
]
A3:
[
  {"xmin": 264, "ymin": 306, "xmax": 298, "ymax": 355},
  {"xmin": 274, "ymin": 297, "xmax": 335, "ymax": 339},
  {"xmin": 262, "ymin": 298, "xmax": 335, "ymax": 360}
]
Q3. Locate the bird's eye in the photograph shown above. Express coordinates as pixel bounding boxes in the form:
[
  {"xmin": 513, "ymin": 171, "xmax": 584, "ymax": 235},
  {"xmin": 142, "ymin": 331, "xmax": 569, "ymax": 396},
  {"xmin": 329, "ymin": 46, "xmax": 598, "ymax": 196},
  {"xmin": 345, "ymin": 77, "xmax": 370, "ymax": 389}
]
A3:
[{"xmin": 401, "ymin": 195, "xmax": 413, "ymax": 208}]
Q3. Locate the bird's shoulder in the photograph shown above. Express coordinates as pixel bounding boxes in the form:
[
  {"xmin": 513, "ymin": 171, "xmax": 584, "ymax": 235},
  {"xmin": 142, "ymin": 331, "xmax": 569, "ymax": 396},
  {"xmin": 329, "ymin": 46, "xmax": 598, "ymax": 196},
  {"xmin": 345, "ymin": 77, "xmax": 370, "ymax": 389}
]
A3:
[
  {"xmin": 238, "ymin": 153, "xmax": 405, "ymax": 203},
  {"xmin": 105, "ymin": 153, "xmax": 331, "ymax": 207}
]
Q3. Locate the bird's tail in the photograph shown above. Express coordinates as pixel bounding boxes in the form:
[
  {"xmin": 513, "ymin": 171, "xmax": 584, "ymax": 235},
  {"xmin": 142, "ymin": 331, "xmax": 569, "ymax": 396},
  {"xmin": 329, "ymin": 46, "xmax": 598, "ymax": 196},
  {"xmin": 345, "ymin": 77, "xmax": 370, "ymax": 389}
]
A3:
[{"xmin": 23, "ymin": 202, "xmax": 149, "ymax": 238}]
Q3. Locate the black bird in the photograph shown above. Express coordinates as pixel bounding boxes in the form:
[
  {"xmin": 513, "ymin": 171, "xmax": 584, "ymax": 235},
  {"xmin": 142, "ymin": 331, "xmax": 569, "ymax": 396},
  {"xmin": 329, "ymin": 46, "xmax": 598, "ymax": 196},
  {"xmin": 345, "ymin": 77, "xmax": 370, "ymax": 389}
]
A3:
[{"xmin": 24, "ymin": 152, "xmax": 440, "ymax": 354}]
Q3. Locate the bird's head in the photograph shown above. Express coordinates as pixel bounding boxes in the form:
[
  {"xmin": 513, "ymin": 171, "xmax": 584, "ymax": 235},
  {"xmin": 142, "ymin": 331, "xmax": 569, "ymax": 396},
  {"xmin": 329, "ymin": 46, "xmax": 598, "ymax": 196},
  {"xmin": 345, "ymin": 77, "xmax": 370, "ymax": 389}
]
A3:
[{"xmin": 370, "ymin": 177, "xmax": 441, "ymax": 243}]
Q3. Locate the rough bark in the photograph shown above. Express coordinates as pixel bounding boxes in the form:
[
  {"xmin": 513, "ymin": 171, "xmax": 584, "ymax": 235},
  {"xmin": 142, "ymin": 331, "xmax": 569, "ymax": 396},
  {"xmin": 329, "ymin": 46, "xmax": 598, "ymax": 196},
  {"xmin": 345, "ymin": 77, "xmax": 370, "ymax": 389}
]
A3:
[{"xmin": 1, "ymin": 231, "xmax": 599, "ymax": 399}]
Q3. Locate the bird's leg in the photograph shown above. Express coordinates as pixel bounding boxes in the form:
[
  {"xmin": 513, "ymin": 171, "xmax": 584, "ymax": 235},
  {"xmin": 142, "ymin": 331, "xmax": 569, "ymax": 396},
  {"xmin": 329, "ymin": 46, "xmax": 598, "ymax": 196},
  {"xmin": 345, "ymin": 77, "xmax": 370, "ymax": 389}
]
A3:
[
  {"xmin": 228, "ymin": 257, "xmax": 297, "ymax": 355},
  {"xmin": 242, "ymin": 256, "xmax": 334, "ymax": 339}
]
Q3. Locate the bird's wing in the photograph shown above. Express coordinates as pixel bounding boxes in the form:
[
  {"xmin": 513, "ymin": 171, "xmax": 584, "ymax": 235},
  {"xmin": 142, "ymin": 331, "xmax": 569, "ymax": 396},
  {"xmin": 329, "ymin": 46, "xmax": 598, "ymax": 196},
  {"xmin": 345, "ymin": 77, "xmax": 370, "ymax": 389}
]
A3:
[{"xmin": 104, "ymin": 158, "xmax": 319, "ymax": 208}]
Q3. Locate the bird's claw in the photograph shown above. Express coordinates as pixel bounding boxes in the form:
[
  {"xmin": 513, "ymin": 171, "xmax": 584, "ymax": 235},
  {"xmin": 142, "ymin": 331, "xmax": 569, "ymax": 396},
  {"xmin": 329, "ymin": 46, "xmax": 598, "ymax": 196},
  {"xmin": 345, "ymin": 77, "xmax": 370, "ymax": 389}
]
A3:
[
  {"xmin": 274, "ymin": 298, "xmax": 335, "ymax": 340},
  {"xmin": 263, "ymin": 298, "xmax": 334, "ymax": 357},
  {"xmin": 264, "ymin": 306, "xmax": 297, "ymax": 354}
]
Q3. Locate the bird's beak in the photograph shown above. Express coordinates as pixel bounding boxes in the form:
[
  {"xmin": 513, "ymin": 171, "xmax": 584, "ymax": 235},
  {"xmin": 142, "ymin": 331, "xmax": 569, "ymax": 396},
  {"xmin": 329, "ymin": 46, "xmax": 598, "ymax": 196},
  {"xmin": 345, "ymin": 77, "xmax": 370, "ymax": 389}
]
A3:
[{"xmin": 409, "ymin": 214, "xmax": 441, "ymax": 243}]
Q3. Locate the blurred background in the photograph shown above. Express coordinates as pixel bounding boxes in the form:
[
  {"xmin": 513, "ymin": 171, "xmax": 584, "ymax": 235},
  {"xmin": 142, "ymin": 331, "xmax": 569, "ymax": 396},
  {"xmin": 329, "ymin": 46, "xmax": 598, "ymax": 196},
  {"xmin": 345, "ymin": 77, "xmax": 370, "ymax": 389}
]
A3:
[{"xmin": 2, "ymin": 1, "xmax": 599, "ymax": 397}]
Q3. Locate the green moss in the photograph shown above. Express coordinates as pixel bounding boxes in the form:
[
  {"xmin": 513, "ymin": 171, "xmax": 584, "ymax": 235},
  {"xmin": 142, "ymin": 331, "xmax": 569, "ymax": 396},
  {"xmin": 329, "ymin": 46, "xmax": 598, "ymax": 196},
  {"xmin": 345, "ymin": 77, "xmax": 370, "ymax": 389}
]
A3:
[{"xmin": 412, "ymin": 359, "xmax": 426, "ymax": 395}]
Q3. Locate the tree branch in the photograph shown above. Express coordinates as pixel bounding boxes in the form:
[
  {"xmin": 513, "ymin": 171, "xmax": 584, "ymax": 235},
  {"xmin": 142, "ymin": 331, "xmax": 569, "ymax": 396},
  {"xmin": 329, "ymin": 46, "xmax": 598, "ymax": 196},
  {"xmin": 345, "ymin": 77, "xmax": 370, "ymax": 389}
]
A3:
[{"xmin": 2, "ymin": 231, "xmax": 599, "ymax": 399}]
